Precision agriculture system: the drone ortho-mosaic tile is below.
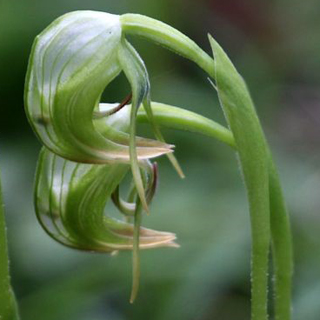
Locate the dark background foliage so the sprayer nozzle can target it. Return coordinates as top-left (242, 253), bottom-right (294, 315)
top-left (1, 0), bottom-right (320, 319)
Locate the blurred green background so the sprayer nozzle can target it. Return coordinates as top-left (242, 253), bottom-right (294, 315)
top-left (1, 0), bottom-right (320, 319)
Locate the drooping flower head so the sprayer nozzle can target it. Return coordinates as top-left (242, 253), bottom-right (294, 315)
top-left (25, 10), bottom-right (214, 302)
top-left (25, 11), bottom-right (172, 211)
top-left (25, 10), bottom-right (215, 210)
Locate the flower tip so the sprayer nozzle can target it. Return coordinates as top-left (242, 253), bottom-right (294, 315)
top-left (136, 145), bottom-right (173, 160)
top-left (167, 241), bottom-right (180, 248)
top-left (207, 33), bottom-right (214, 43)
top-left (129, 294), bottom-right (137, 304)
top-left (176, 165), bottom-right (185, 179)
top-left (110, 250), bottom-right (119, 256)
top-left (144, 204), bottom-right (150, 216)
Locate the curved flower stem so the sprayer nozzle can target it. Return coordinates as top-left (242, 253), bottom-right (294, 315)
top-left (137, 102), bottom-right (236, 149)
top-left (120, 14), bottom-right (215, 79)
top-left (137, 101), bottom-right (292, 319)
top-left (0, 176), bottom-right (20, 320)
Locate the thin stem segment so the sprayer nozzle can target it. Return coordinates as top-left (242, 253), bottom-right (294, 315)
top-left (0, 174), bottom-right (20, 320)
top-left (130, 199), bottom-right (143, 303)
top-left (137, 102), bottom-right (236, 149)
top-left (268, 155), bottom-right (293, 320)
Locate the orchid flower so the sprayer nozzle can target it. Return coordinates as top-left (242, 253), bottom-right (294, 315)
top-left (23, 10), bottom-right (293, 319)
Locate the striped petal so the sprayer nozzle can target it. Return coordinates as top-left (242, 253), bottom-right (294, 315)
top-left (25, 11), bottom-right (171, 164)
top-left (34, 147), bottom-right (177, 252)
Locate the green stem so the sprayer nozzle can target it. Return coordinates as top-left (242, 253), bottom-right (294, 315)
top-left (138, 101), bottom-right (292, 319)
top-left (130, 199), bottom-right (143, 304)
top-left (137, 102), bottom-right (236, 149)
top-left (268, 154), bottom-right (293, 320)
top-left (120, 14), bottom-right (215, 79)
top-left (210, 37), bottom-right (270, 320)
top-left (0, 174), bottom-right (20, 320)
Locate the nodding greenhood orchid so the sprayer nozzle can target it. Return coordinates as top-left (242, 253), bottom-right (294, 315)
top-left (24, 10), bottom-right (213, 302)
top-left (25, 11), bottom-right (164, 212)
top-left (35, 147), bottom-right (177, 252)
top-left (24, 10), bottom-right (216, 211)
top-left (33, 103), bottom-right (179, 303)
top-left (24, 10), bottom-right (292, 317)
